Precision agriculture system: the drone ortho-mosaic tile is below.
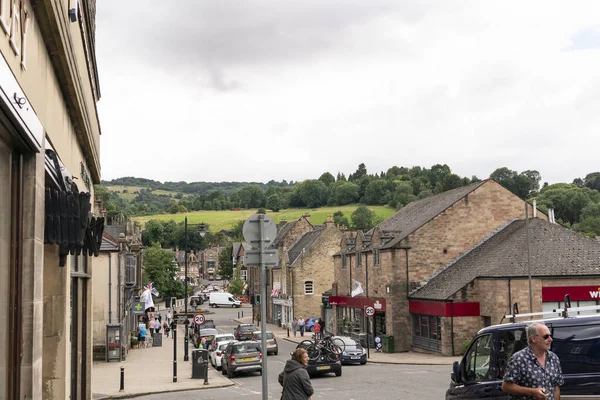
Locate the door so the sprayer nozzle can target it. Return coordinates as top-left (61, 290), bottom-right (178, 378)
top-left (446, 333), bottom-right (505, 399)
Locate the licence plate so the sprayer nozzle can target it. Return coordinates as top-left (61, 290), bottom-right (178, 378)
top-left (241, 357), bottom-right (254, 361)
top-left (316, 366), bottom-right (330, 371)
top-left (351, 356), bottom-right (360, 359)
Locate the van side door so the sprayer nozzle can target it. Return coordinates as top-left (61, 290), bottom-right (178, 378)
top-left (447, 333), bottom-right (504, 399)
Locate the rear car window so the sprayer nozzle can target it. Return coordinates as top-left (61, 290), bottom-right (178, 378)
top-left (240, 326), bottom-right (256, 332)
top-left (255, 333), bottom-right (274, 340)
top-left (200, 329), bottom-right (218, 336)
top-left (233, 344), bottom-right (260, 354)
top-left (552, 324), bottom-right (600, 374)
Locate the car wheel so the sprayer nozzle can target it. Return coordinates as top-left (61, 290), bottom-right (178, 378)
top-left (360, 360), bottom-right (367, 365)
top-left (274, 351), bottom-right (278, 356)
top-left (259, 369), bottom-right (262, 376)
top-left (227, 368), bottom-right (235, 378)
top-left (335, 369), bottom-right (342, 377)
top-left (216, 364), bottom-right (221, 371)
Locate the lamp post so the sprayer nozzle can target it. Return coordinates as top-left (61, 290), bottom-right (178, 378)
top-left (184, 217), bottom-right (206, 362)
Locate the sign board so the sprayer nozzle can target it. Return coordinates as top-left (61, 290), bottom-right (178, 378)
top-left (244, 249), bottom-right (279, 266)
top-left (194, 314), bottom-right (205, 325)
top-left (365, 306), bottom-right (375, 317)
top-left (152, 332), bottom-right (163, 347)
top-left (243, 214), bottom-right (277, 250)
top-left (173, 315), bottom-right (189, 325)
top-left (132, 302), bottom-right (145, 314)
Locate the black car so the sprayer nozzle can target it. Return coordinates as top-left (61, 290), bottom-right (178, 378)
top-left (234, 323), bottom-right (257, 341)
top-left (296, 342), bottom-right (342, 377)
top-left (335, 336), bottom-right (367, 365)
top-left (447, 312), bottom-right (600, 399)
top-left (193, 327), bottom-right (218, 349)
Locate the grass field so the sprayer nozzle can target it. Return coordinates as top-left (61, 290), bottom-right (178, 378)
top-left (133, 205), bottom-right (397, 232)
top-left (107, 186), bottom-right (192, 201)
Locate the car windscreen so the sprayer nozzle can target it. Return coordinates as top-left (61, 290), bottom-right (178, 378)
top-left (338, 337), bottom-right (357, 346)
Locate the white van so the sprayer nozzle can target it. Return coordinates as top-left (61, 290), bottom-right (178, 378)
top-left (209, 292), bottom-right (241, 308)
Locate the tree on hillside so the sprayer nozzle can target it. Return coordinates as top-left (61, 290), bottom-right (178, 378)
top-left (296, 180), bottom-right (328, 208)
top-left (351, 206), bottom-right (378, 231)
top-left (219, 243), bottom-right (234, 280)
top-left (266, 193), bottom-right (284, 212)
top-left (584, 172), bottom-right (600, 192)
top-left (318, 172), bottom-right (336, 187)
top-left (235, 185), bottom-right (266, 208)
top-left (349, 163), bottom-right (368, 182)
top-left (364, 180), bottom-right (390, 205)
top-left (333, 210), bottom-right (350, 228)
top-left (333, 182), bottom-right (360, 205)
top-left (490, 168), bottom-right (541, 198)
top-left (142, 220), bottom-right (164, 247)
top-left (144, 243), bottom-right (183, 299)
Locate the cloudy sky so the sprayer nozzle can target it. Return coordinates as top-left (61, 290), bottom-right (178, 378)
top-left (96, 1), bottom-right (600, 185)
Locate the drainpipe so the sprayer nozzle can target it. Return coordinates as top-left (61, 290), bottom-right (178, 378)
top-left (404, 248), bottom-right (410, 298)
top-left (117, 243), bottom-right (122, 322)
top-left (108, 253), bottom-right (112, 324)
top-left (450, 300), bottom-right (455, 356)
top-left (365, 252), bottom-right (369, 298)
top-left (349, 253), bottom-right (352, 295)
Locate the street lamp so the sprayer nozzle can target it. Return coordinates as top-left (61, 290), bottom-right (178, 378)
top-left (184, 217), bottom-right (206, 362)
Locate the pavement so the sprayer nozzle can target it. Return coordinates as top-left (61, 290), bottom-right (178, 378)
top-left (92, 308), bottom-right (459, 399)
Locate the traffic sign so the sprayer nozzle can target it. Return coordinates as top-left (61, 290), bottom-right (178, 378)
top-left (194, 314), bottom-right (205, 325)
top-left (245, 249), bottom-right (279, 266)
top-left (365, 306), bottom-right (375, 317)
top-left (243, 214), bottom-right (277, 250)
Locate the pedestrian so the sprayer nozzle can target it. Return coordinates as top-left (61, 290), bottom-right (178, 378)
top-left (319, 318), bottom-right (325, 336)
top-left (313, 318), bottom-right (321, 340)
top-left (169, 321), bottom-right (175, 339)
top-left (292, 318), bottom-right (298, 337)
top-left (200, 337), bottom-right (207, 350)
top-left (298, 317), bottom-right (305, 337)
top-left (167, 310), bottom-right (172, 325)
top-left (155, 320), bottom-right (161, 335)
top-left (163, 321), bottom-right (170, 338)
top-left (149, 317), bottom-right (156, 338)
top-left (502, 322), bottom-right (563, 400)
top-left (278, 347), bottom-right (314, 400)
top-left (139, 325), bottom-right (147, 349)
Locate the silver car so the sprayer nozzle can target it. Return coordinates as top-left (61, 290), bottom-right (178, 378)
top-left (251, 331), bottom-right (278, 356)
top-left (210, 341), bottom-right (234, 370)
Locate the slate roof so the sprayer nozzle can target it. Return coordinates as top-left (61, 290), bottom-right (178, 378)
top-left (411, 218), bottom-right (600, 300)
top-left (288, 229), bottom-right (326, 265)
top-left (100, 232), bottom-right (119, 252)
top-left (378, 180), bottom-right (487, 249)
top-left (271, 222), bottom-right (294, 248)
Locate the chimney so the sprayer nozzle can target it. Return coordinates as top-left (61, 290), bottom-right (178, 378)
top-left (325, 214), bottom-right (334, 226)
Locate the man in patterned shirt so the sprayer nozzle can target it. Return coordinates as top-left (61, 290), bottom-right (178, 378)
top-left (502, 322), bottom-right (564, 399)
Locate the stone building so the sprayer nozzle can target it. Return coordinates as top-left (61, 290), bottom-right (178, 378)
top-left (0, 1), bottom-right (102, 398)
top-left (331, 180), bottom-right (547, 355)
top-left (92, 219), bottom-right (143, 360)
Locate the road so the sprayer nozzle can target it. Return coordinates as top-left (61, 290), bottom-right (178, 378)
top-left (139, 307), bottom-right (450, 400)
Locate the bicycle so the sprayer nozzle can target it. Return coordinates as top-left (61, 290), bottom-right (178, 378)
top-left (299, 335), bottom-right (345, 362)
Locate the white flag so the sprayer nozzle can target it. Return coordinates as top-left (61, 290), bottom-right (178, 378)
top-left (351, 279), bottom-right (364, 297)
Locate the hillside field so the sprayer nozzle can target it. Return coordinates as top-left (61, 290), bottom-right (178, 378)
top-left (133, 205), bottom-right (396, 232)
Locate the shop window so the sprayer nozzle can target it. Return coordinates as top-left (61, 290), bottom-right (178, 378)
top-left (412, 314), bottom-right (442, 352)
top-left (304, 281), bottom-right (314, 295)
top-left (374, 249), bottom-right (380, 267)
top-left (356, 251), bottom-right (361, 268)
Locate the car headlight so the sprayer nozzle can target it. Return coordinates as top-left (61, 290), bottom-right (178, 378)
top-left (362, 348), bottom-right (367, 354)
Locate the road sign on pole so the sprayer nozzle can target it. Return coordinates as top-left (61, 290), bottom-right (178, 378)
top-left (365, 306), bottom-right (375, 317)
top-left (194, 314), bottom-right (205, 325)
top-left (244, 249), bottom-right (279, 266)
top-left (243, 214), bottom-right (277, 250)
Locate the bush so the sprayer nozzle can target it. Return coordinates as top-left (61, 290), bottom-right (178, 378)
top-left (131, 337), bottom-right (139, 347)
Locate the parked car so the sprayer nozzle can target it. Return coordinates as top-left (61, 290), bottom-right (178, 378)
top-left (234, 323), bottom-right (257, 341)
top-left (296, 342), bottom-right (342, 377)
top-left (220, 341), bottom-right (263, 378)
top-left (193, 327), bottom-right (218, 349)
top-left (210, 333), bottom-right (236, 350)
top-left (189, 319), bottom-right (216, 338)
top-left (446, 309), bottom-right (600, 399)
top-left (334, 336), bottom-right (367, 365)
top-left (210, 340), bottom-right (234, 370)
top-left (251, 331), bottom-right (278, 356)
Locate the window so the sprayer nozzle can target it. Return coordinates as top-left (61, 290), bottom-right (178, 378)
top-left (240, 269), bottom-right (247, 281)
top-left (304, 281), bottom-right (314, 295)
top-left (412, 314), bottom-right (442, 352)
top-left (341, 253), bottom-right (347, 269)
top-left (552, 323), bottom-right (600, 374)
top-left (497, 329), bottom-right (527, 378)
top-left (356, 251), bottom-right (361, 268)
top-left (374, 249), bottom-right (380, 267)
top-left (463, 334), bottom-right (492, 382)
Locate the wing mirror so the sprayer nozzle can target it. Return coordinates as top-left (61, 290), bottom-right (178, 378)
top-left (451, 361), bottom-right (461, 384)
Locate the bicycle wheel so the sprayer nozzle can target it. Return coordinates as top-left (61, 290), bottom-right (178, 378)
top-left (306, 344), bottom-right (320, 361)
top-left (299, 340), bottom-right (314, 349)
top-left (329, 338), bottom-right (345, 353)
top-left (326, 346), bottom-right (342, 362)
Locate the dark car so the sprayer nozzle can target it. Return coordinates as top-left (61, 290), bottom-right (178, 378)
top-left (189, 319), bottom-right (216, 338)
top-left (234, 323), bottom-right (257, 341)
top-left (446, 311), bottom-right (600, 399)
top-left (220, 340), bottom-right (262, 378)
top-left (296, 342), bottom-right (342, 377)
top-left (335, 336), bottom-right (367, 365)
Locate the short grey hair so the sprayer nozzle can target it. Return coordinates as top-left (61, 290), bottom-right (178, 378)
top-left (526, 323), bottom-right (545, 345)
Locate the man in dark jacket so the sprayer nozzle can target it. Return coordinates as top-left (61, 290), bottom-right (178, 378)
top-left (278, 348), bottom-right (314, 400)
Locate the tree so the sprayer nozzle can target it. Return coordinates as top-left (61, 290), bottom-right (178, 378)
top-left (351, 206), bottom-right (377, 231)
top-left (490, 167), bottom-right (540, 198)
top-left (227, 266), bottom-right (244, 295)
top-left (142, 219), bottom-right (164, 247)
top-left (266, 194), bottom-right (283, 212)
top-left (219, 244), bottom-right (234, 280)
top-left (333, 182), bottom-right (360, 205)
top-left (390, 181), bottom-right (416, 209)
top-left (364, 180), bottom-right (389, 205)
top-left (318, 172), bottom-right (335, 187)
top-left (235, 185), bottom-right (266, 208)
top-left (349, 163), bottom-right (367, 182)
top-left (296, 180), bottom-right (328, 208)
top-left (144, 243), bottom-right (183, 299)
top-left (584, 172), bottom-right (600, 192)
top-left (333, 210), bottom-right (350, 228)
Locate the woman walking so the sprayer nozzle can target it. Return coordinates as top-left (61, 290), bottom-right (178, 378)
top-left (278, 348), bottom-right (314, 400)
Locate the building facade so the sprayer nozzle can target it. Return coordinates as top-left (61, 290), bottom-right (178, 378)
top-left (0, 1), bottom-right (102, 398)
